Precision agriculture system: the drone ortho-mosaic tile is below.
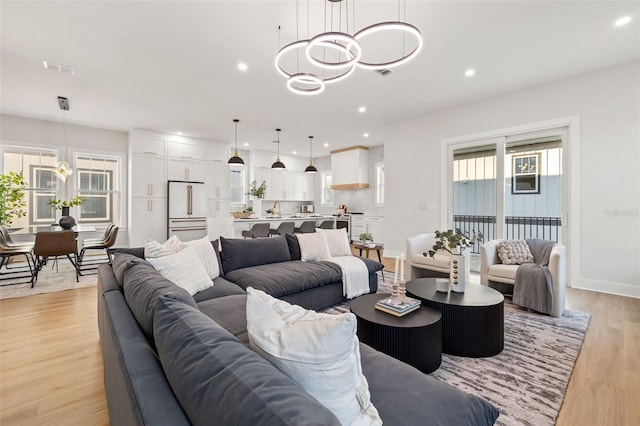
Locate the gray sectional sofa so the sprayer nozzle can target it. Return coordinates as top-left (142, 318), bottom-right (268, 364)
top-left (98, 235), bottom-right (499, 425)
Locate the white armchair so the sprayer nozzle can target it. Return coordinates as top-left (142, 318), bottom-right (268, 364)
top-left (480, 239), bottom-right (566, 317)
top-left (406, 234), bottom-right (451, 280)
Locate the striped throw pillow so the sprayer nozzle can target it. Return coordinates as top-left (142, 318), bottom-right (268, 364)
top-left (147, 244), bottom-right (213, 295)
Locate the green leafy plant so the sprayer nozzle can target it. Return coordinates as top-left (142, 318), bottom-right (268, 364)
top-left (424, 229), bottom-right (483, 257)
top-left (359, 232), bottom-right (374, 242)
top-left (47, 195), bottom-right (85, 210)
top-left (247, 180), bottom-right (267, 199)
top-left (242, 205), bottom-right (253, 213)
top-left (0, 171), bottom-right (28, 226)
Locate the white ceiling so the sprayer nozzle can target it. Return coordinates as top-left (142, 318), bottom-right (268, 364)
top-left (1, 1), bottom-right (639, 156)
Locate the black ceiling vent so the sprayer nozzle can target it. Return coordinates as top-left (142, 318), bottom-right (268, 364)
top-left (376, 69), bottom-right (392, 76)
top-left (57, 96), bottom-right (69, 111)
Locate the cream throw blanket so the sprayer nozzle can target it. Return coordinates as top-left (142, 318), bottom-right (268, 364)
top-left (325, 256), bottom-right (370, 299)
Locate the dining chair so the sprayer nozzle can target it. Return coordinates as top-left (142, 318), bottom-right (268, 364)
top-left (269, 221), bottom-right (295, 236)
top-left (32, 230), bottom-right (79, 285)
top-left (294, 220), bottom-right (316, 234)
top-left (0, 231), bottom-right (35, 285)
top-left (241, 223), bottom-right (271, 239)
top-left (78, 224), bottom-right (119, 272)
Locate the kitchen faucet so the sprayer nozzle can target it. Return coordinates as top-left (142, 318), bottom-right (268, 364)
top-left (273, 201), bottom-right (282, 217)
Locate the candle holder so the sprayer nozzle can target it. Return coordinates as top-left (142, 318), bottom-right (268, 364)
top-left (398, 280), bottom-right (407, 303)
top-left (391, 282), bottom-right (399, 304)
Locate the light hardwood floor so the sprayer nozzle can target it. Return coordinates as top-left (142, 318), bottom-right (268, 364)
top-left (0, 255), bottom-right (638, 425)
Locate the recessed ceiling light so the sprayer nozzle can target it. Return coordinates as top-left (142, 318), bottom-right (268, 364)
top-left (465, 69), bottom-right (476, 77)
top-left (363, 133), bottom-right (369, 138)
top-left (292, 151), bottom-right (297, 155)
top-left (615, 16), bottom-right (632, 27)
top-left (324, 143), bottom-right (329, 147)
top-left (42, 60), bottom-right (76, 75)
top-left (238, 62), bottom-right (248, 71)
top-left (358, 106), bottom-right (366, 113)
top-left (177, 131), bottom-right (183, 135)
top-left (244, 142), bottom-right (249, 147)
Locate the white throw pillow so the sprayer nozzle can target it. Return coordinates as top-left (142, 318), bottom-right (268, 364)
top-left (147, 245), bottom-right (213, 295)
top-left (497, 240), bottom-right (534, 265)
top-left (296, 232), bottom-right (331, 261)
top-left (184, 236), bottom-right (220, 279)
top-left (316, 228), bottom-right (352, 257)
top-left (144, 235), bottom-right (184, 259)
top-left (246, 288), bottom-right (382, 426)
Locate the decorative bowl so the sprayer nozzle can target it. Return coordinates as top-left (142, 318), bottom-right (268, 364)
top-left (232, 211), bottom-right (252, 219)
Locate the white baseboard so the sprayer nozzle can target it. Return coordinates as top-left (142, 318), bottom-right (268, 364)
top-left (382, 249), bottom-right (404, 259)
top-left (572, 278), bottom-right (640, 299)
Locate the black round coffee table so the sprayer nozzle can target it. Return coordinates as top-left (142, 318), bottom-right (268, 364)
top-left (350, 293), bottom-right (442, 373)
top-left (406, 278), bottom-right (504, 357)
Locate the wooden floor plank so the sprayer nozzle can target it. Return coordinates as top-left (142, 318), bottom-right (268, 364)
top-left (1, 254), bottom-right (638, 425)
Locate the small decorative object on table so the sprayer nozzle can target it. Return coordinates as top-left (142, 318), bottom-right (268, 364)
top-left (423, 229), bottom-right (483, 293)
top-left (359, 232), bottom-right (376, 248)
top-left (48, 195), bottom-right (84, 230)
top-left (377, 254), bottom-right (420, 316)
top-left (436, 278), bottom-right (449, 293)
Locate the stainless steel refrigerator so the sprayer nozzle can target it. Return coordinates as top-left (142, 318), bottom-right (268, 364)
top-left (167, 180), bottom-right (207, 241)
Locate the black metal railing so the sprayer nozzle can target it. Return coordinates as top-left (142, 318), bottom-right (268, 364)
top-left (452, 215), bottom-right (496, 254)
top-left (453, 215), bottom-right (562, 254)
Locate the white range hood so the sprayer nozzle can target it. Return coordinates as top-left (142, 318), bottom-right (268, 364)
top-left (331, 146), bottom-right (369, 190)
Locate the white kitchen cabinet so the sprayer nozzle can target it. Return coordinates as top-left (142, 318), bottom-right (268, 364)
top-left (167, 140), bottom-right (204, 159)
top-left (131, 154), bottom-right (167, 198)
top-left (130, 198), bottom-right (167, 246)
top-left (131, 135), bottom-right (166, 155)
top-left (168, 157), bottom-right (205, 182)
top-left (206, 198), bottom-right (230, 218)
top-left (352, 215), bottom-right (384, 244)
top-left (205, 143), bottom-right (230, 162)
top-left (205, 161), bottom-right (230, 199)
top-left (208, 217), bottom-right (233, 239)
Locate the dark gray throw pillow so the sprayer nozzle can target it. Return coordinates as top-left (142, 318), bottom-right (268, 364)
top-left (285, 233), bottom-right (301, 261)
top-left (111, 253), bottom-right (144, 288)
top-left (220, 236), bottom-right (291, 273)
top-left (122, 261), bottom-right (197, 343)
top-left (109, 246), bottom-right (145, 259)
top-left (153, 296), bottom-right (340, 426)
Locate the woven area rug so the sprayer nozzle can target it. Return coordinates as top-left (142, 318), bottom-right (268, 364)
top-left (323, 270), bottom-right (591, 426)
top-left (0, 259), bottom-right (97, 299)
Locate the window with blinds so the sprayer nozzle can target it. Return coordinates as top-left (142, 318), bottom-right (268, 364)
top-left (2, 146), bottom-right (59, 225)
top-left (75, 154), bottom-right (120, 223)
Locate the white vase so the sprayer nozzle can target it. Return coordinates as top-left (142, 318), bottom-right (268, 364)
top-left (450, 252), bottom-right (470, 293)
top-left (252, 199), bottom-right (262, 218)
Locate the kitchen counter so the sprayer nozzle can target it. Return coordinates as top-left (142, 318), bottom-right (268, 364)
top-left (231, 215), bottom-right (336, 222)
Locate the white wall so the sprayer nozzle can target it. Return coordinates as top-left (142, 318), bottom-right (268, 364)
top-left (385, 61), bottom-right (640, 298)
top-left (1, 113), bottom-right (129, 240)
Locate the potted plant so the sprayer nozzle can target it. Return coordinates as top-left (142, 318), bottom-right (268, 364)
top-left (247, 180), bottom-right (266, 199)
top-left (48, 195), bottom-right (85, 229)
top-left (423, 229), bottom-right (483, 293)
top-left (0, 171), bottom-right (28, 227)
top-left (359, 232), bottom-right (375, 247)
top-left (246, 180), bottom-right (266, 218)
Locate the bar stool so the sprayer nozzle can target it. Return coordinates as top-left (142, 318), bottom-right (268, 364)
top-left (294, 221), bottom-right (316, 234)
top-left (242, 223), bottom-right (270, 239)
top-left (269, 221), bottom-right (295, 236)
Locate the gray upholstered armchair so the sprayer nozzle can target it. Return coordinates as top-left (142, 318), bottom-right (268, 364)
top-left (480, 239), bottom-right (566, 317)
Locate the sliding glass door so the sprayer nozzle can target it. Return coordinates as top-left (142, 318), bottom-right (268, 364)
top-left (448, 130), bottom-right (565, 262)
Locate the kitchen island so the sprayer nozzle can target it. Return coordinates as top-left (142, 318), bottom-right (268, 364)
top-left (231, 215), bottom-right (336, 238)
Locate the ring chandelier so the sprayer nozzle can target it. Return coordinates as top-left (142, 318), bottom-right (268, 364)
top-left (275, 0), bottom-right (423, 95)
